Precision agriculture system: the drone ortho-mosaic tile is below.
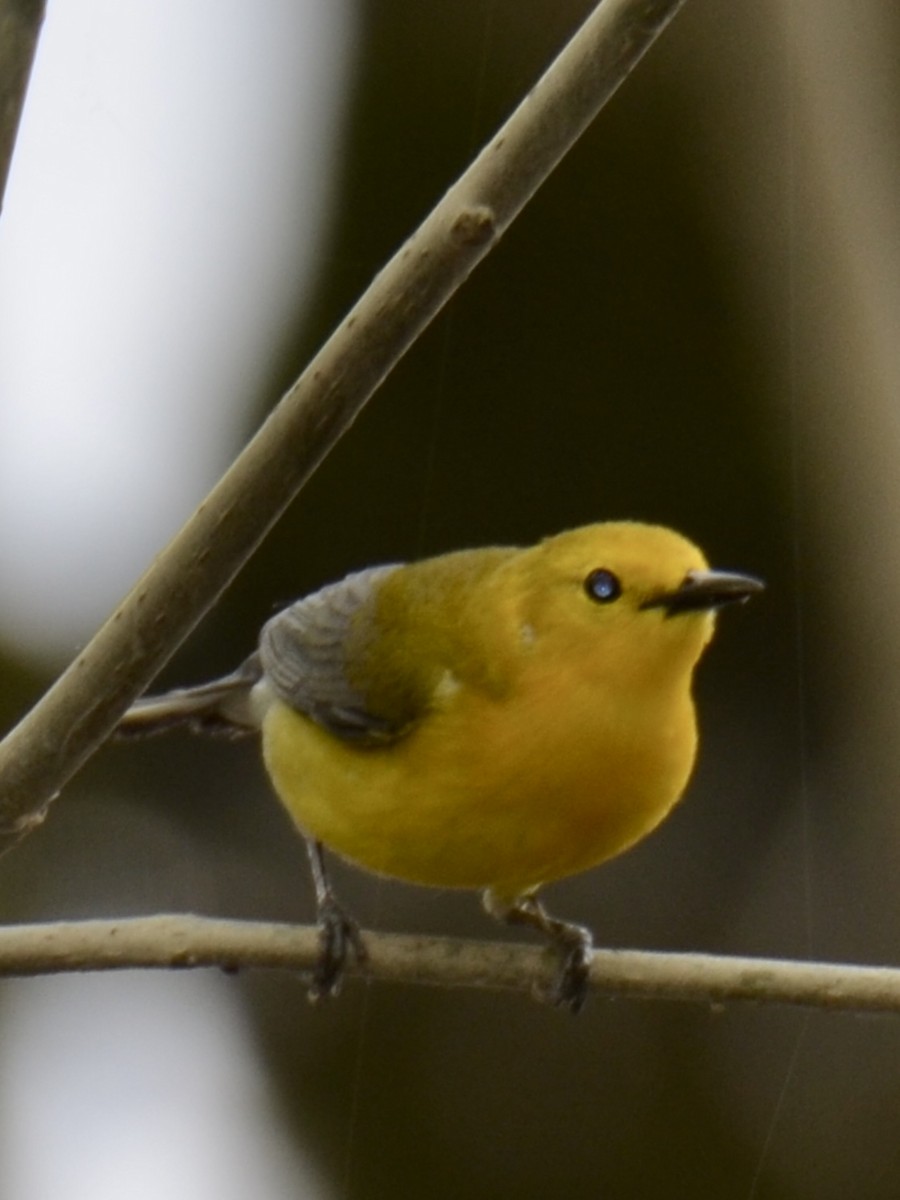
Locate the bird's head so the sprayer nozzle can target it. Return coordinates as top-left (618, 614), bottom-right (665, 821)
top-left (514, 521), bottom-right (763, 683)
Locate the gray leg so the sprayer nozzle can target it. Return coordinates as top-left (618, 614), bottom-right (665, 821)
top-left (305, 839), bottom-right (367, 1001)
top-left (484, 890), bottom-right (593, 1014)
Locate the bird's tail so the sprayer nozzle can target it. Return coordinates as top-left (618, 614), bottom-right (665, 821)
top-left (116, 655), bottom-right (264, 739)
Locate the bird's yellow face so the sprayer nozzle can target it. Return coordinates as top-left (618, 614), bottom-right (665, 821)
top-left (512, 522), bottom-right (748, 689)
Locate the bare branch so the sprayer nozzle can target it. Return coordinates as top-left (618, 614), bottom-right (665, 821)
top-left (0, 0), bottom-right (45, 211)
top-left (0, 0), bottom-right (689, 853)
top-left (2, 915), bottom-right (899, 1016)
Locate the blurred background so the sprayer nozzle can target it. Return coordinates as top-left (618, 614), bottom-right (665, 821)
top-left (1, 0), bottom-right (899, 1197)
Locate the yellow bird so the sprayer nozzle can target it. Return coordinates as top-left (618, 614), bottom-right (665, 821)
top-left (119, 521), bottom-right (762, 1010)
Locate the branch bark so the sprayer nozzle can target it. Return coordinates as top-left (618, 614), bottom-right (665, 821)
top-left (0, 0), bottom-right (688, 853)
top-left (1, 915), bottom-right (899, 1016)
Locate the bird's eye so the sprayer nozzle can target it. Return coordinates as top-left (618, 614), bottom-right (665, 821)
top-left (584, 568), bottom-right (621, 604)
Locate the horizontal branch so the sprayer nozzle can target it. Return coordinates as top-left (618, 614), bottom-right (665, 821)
top-left (2, 914), bottom-right (899, 1016)
top-left (0, 0), bottom-right (689, 855)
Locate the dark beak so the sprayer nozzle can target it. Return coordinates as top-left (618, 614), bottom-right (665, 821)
top-left (641, 569), bottom-right (765, 616)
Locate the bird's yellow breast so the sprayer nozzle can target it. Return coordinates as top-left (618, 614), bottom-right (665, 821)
top-left (261, 641), bottom-right (698, 898)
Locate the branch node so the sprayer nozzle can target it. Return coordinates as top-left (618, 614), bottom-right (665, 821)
top-left (450, 204), bottom-right (497, 247)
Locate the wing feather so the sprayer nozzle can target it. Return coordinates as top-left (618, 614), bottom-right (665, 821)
top-left (259, 565), bottom-right (404, 743)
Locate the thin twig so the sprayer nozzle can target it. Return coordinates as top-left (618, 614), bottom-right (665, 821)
top-left (0, 0), bottom-right (46, 211)
top-left (0, 915), bottom-right (898, 1016)
top-left (0, 0), bottom-right (688, 853)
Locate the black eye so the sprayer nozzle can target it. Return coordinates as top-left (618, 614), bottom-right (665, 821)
top-left (584, 568), bottom-right (621, 604)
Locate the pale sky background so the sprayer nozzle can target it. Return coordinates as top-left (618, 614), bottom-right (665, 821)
top-left (0, 0), bottom-right (356, 662)
top-left (0, 972), bottom-right (327, 1200)
top-left (0, 2), bottom-right (357, 1196)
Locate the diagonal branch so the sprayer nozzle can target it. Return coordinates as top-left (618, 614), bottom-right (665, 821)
top-left (2, 915), bottom-right (899, 1016)
top-left (0, 0), bottom-right (689, 854)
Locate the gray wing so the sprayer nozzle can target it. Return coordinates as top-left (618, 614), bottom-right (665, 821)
top-left (259, 564), bottom-right (403, 743)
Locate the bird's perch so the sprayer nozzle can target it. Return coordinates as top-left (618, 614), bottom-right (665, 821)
top-left (1, 916), bottom-right (899, 1017)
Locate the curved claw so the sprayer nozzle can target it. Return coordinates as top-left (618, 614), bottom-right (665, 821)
top-left (485, 889), bottom-right (595, 1015)
top-left (541, 934), bottom-right (593, 1014)
top-left (304, 838), bottom-right (367, 1002)
top-left (309, 895), bottom-right (368, 1002)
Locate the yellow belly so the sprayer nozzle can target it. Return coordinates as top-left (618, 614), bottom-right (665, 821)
top-left (261, 661), bottom-right (697, 898)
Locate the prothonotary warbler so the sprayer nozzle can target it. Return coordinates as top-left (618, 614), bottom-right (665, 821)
top-left (119, 521), bottom-right (763, 1011)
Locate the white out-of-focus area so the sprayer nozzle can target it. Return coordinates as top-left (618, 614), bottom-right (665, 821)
top-left (0, 971), bottom-right (329, 1200)
top-left (0, 0), bottom-right (357, 662)
top-left (0, 4), bottom-right (357, 1197)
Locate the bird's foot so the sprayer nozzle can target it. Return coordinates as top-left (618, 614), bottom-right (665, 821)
top-left (304, 838), bottom-right (367, 1002)
top-left (541, 923), bottom-right (593, 1014)
top-left (485, 890), bottom-right (594, 1015)
top-left (309, 894), bottom-right (368, 1003)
